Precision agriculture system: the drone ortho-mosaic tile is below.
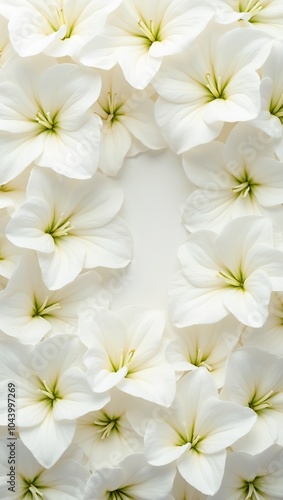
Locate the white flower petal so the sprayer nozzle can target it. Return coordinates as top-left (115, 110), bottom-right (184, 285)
top-left (20, 414), bottom-right (76, 468)
top-left (75, 217), bottom-right (133, 270)
top-left (0, 131), bottom-right (43, 184)
top-left (37, 116), bottom-right (101, 179)
top-left (197, 399), bottom-right (256, 454)
top-left (222, 270), bottom-right (271, 327)
top-left (37, 236), bottom-right (85, 290)
top-left (99, 121), bottom-right (132, 176)
top-left (52, 367), bottom-right (109, 420)
top-left (169, 271), bottom-right (228, 326)
top-left (6, 198), bottom-right (55, 252)
top-left (178, 449), bottom-right (226, 496)
top-left (117, 359), bottom-right (176, 406)
top-left (145, 419), bottom-right (191, 465)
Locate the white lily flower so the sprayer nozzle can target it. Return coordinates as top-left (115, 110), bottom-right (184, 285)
top-left (144, 369), bottom-right (256, 496)
top-left (84, 454), bottom-right (176, 500)
top-left (79, 0), bottom-right (213, 89)
top-left (93, 65), bottom-right (165, 176)
top-left (0, 335), bottom-right (110, 468)
top-left (243, 291), bottom-right (283, 356)
top-left (153, 25), bottom-right (273, 153)
top-left (251, 41), bottom-right (283, 160)
top-left (0, 168), bottom-right (28, 214)
top-left (0, 439), bottom-right (90, 499)
top-left (169, 216), bottom-right (283, 328)
top-left (74, 389), bottom-right (143, 470)
top-left (0, 16), bottom-right (16, 68)
top-left (0, 0), bottom-right (122, 59)
top-left (172, 472), bottom-right (208, 500)
top-left (166, 316), bottom-right (242, 388)
top-left (6, 168), bottom-right (132, 290)
top-left (221, 347), bottom-right (283, 454)
top-left (0, 58), bottom-right (101, 184)
top-left (80, 307), bottom-right (176, 407)
top-left (210, 0), bottom-right (283, 38)
top-left (0, 253), bottom-right (105, 345)
top-left (211, 445), bottom-right (283, 500)
top-left (182, 123), bottom-right (283, 232)
top-left (0, 213), bottom-right (22, 280)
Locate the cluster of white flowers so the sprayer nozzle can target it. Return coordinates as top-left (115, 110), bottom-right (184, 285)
top-left (1, 0), bottom-right (283, 498)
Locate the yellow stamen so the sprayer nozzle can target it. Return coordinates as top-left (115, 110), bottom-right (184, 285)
top-left (48, 215), bottom-right (74, 238)
top-left (36, 296), bottom-right (61, 316)
top-left (36, 110), bottom-right (54, 130)
top-left (218, 270), bottom-right (244, 288)
top-left (107, 92), bottom-right (117, 115)
top-left (232, 181), bottom-right (251, 198)
top-left (206, 73), bottom-right (223, 99)
top-left (138, 19), bottom-right (156, 43)
top-left (38, 380), bottom-right (55, 400)
top-left (56, 6), bottom-right (66, 26)
top-left (245, 482), bottom-right (260, 500)
top-left (195, 349), bottom-right (212, 371)
top-left (28, 485), bottom-right (44, 499)
top-left (250, 389), bottom-right (273, 411)
top-left (94, 419), bottom-right (116, 439)
top-left (191, 435), bottom-right (201, 448)
top-left (240, 0), bottom-right (263, 16)
top-left (118, 349), bottom-right (135, 370)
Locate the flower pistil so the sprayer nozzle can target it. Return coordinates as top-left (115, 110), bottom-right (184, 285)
top-left (46, 214), bottom-right (74, 238)
top-left (232, 181), bottom-right (251, 198)
top-left (249, 389), bottom-right (274, 411)
top-left (38, 379), bottom-right (57, 400)
top-left (36, 110), bottom-right (56, 131)
top-left (28, 484), bottom-right (44, 500)
top-left (206, 74), bottom-right (225, 99)
top-left (239, 0), bottom-right (263, 17)
top-left (218, 269), bottom-right (245, 288)
top-left (194, 349), bottom-right (212, 371)
top-left (245, 481), bottom-right (261, 500)
top-left (138, 19), bottom-right (160, 44)
top-left (94, 413), bottom-right (120, 440)
top-left (33, 296), bottom-right (61, 317)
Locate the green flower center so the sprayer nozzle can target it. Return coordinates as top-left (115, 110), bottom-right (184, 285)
top-left (108, 490), bottom-right (133, 500)
top-left (99, 92), bottom-right (125, 126)
top-left (231, 167), bottom-right (257, 198)
top-left (37, 379), bottom-right (61, 407)
top-left (109, 348), bottom-right (136, 373)
top-left (270, 92), bottom-right (283, 124)
top-left (176, 428), bottom-right (202, 450)
top-left (94, 412), bottom-right (120, 440)
top-left (47, 4), bottom-right (74, 39)
top-left (46, 214), bottom-right (74, 239)
top-left (28, 484), bottom-right (44, 500)
top-left (238, 0), bottom-right (263, 17)
top-left (232, 180), bottom-right (252, 198)
top-left (138, 18), bottom-right (161, 45)
top-left (190, 434), bottom-right (201, 449)
top-left (218, 268), bottom-right (245, 289)
top-left (21, 477), bottom-right (44, 500)
top-left (191, 348), bottom-right (212, 371)
top-left (244, 480), bottom-right (262, 500)
top-left (36, 109), bottom-right (57, 132)
top-left (249, 389), bottom-right (274, 412)
top-left (205, 73), bottom-right (226, 100)
top-left (33, 296), bottom-right (61, 318)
